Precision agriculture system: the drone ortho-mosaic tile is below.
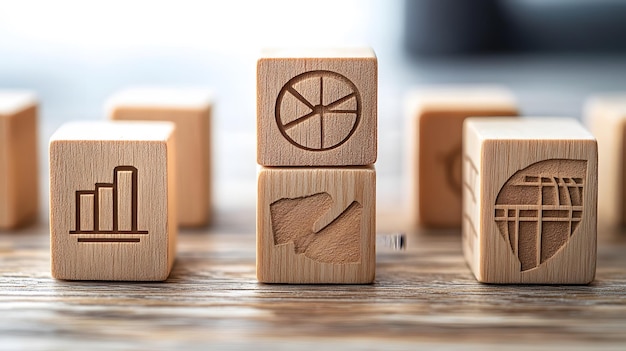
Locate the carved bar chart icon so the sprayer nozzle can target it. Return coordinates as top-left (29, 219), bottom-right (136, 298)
top-left (275, 70), bottom-right (361, 151)
top-left (494, 159), bottom-right (587, 271)
top-left (70, 165), bottom-right (148, 243)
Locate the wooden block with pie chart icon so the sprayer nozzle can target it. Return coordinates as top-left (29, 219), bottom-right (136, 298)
top-left (407, 86), bottom-right (518, 228)
top-left (585, 94), bottom-right (626, 228)
top-left (0, 91), bottom-right (39, 230)
top-left (257, 166), bottom-right (376, 283)
top-left (462, 118), bottom-right (597, 284)
top-left (49, 121), bottom-right (177, 281)
top-left (107, 87), bottom-right (212, 227)
top-left (257, 48), bottom-right (377, 166)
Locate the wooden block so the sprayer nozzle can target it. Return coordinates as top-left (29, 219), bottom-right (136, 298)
top-left (462, 118), bottom-right (597, 284)
top-left (257, 48), bottom-right (377, 166)
top-left (107, 88), bottom-right (212, 227)
top-left (407, 86), bottom-right (518, 228)
top-left (0, 91), bottom-right (38, 230)
top-left (49, 121), bottom-right (177, 281)
top-left (257, 166), bottom-right (376, 283)
top-left (585, 94), bottom-right (626, 227)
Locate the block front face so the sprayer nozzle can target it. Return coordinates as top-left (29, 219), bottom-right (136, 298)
top-left (257, 167), bottom-right (376, 283)
top-left (463, 118), bottom-right (597, 284)
top-left (108, 88), bottom-right (212, 227)
top-left (257, 49), bottom-right (377, 166)
top-left (408, 87), bottom-right (517, 228)
top-left (50, 122), bottom-right (176, 281)
top-left (0, 92), bottom-right (38, 230)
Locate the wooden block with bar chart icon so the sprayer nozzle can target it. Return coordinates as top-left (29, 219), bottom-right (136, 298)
top-left (585, 94), bottom-right (626, 228)
top-left (462, 118), bottom-right (597, 284)
top-left (257, 48), bottom-right (377, 166)
top-left (406, 86), bottom-right (518, 228)
top-left (257, 167), bottom-right (376, 283)
top-left (49, 121), bottom-right (177, 281)
top-left (0, 91), bottom-right (38, 230)
top-left (107, 87), bottom-right (212, 227)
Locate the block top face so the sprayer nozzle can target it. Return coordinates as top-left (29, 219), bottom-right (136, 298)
top-left (257, 47), bottom-right (377, 166)
top-left (261, 47), bottom-right (376, 59)
top-left (105, 87), bottom-right (213, 111)
top-left (50, 121), bottom-right (175, 142)
top-left (465, 118), bottom-right (595, 141)
top-left (408, 86), bottom-right (517, 113)
top-left (0, 90), bottom-right (37, 116)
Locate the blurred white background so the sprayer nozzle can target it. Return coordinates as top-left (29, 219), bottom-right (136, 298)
top-left (0, 0), bottom-right (406, 213)
top-left (3, 0), bottom-right (626, 217)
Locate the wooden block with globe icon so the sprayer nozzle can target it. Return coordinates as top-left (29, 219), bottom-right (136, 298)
top-left (462, 118), bottom-right (597, 284)
top-left (49, 121), bottom-right (177, 281)
top-left (406, 86), bottom-right (518, 229)
top-left (257, 48), bottom-right (377, 166)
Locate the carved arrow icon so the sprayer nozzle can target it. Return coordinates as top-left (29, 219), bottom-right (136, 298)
top-left (270, 192), bottom-right (362, 264)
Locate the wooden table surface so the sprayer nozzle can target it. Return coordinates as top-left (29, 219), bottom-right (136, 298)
top-left (1, 207), bottom-right (625, 350)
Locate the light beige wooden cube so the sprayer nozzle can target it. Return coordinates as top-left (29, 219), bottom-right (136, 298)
top-left (585, 94), bottom-right (626, 228)
top-left (0, 91), bottom-right (38, 230)
top-left (406, 86), bottom-right (518, 228)
top-left (49, 121), bottom-right (177, 281)
top-left (257, 48), bottom-right (377, 166)
top-left (462, 118), bottom-right (597, 284)
top-left (107, 88), bottom-right (212, 227)
top-left (257, 166), bottom-right (376, 283)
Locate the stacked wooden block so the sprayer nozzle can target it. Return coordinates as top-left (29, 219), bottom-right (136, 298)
top-left (0, 91), bottom-right (39, 230)
top-left (256, 48), bottom-right (378, 284)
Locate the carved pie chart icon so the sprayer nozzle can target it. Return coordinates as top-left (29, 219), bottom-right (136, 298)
top-left (275, 70), bottom-right (362, 151)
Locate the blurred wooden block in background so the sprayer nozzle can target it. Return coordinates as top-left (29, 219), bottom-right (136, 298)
top-left (0, 91), bottom-right (38, 230)
top-left (257, 166), bottom-right (376, 283)
top-left (107, 88), bottom-right (212, 227)
top-left (257, 48), bottom-right (377, 166)
top-left (49, 121), bottom-right (177, 281)
top-left (462, 118), bottom-right (597, 284)
top-left (407, 86), bottom-right (518, 229)
top-left (586, 94), bottom-right (626, 228)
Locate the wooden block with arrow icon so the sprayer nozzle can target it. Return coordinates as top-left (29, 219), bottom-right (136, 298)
top-left (257, 166), bottom-right (376, 284)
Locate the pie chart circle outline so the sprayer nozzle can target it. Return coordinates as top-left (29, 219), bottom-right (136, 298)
top-left (275, 70), bottom-right (362, 152)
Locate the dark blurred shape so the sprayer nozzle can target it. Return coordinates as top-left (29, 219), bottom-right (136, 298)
top-left (405, 0), bottom-right (626, 56)
top-left (404, 0), bottom-right (500, 55)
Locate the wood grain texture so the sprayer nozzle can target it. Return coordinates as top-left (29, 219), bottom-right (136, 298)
top-left (463, 118), bottom-right (597, 284)
top-left (1, 208), bottom-right (626, 349)
top-left (107, 88), bottom-right (212, 227)
top-left (257, 167), bottom-right (376, 283)
top-left (257, 48), bottom-right (377, 166)
top-left (0, 91), bottom-right (38, 230)
top-left (406, 86), bottom-right (518, 229)
top-left (49, 121), bottom-right (177, 281)
top-left (585, 94), bottom-right (626, 228)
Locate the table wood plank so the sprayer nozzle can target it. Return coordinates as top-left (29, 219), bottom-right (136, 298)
top-left (1, 208), bottom-right (625, 350)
